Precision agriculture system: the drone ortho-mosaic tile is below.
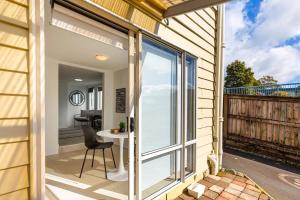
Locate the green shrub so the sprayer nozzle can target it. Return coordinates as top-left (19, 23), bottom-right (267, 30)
top-left (272, 91), bottom-right (289, 97)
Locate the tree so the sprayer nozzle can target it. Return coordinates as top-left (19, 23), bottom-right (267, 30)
top-left (259, 75), bottom-right (278, 86)
top-left (225, 60), bottom-right (260, 87)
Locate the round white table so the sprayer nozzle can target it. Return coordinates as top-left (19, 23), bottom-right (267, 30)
top-left (97, 130), bottom-right (128, 181)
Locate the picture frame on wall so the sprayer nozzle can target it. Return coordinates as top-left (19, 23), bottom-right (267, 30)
top-left (116, 88), bottom-right (126, 113)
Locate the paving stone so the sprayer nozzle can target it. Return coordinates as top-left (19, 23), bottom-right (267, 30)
top-left (198, 196), bottom-right (211, 200)
top-left (204, 190), bottom-right (219, 200)
top-left (240, 192), bottom-right (259, 200)
top-left (179, 193), bottom-right (195, 200)
top-left (209, 185), bottom-right (224, 194)
top-left (243, 188), bottom-right (260, 198)
top-left (246, 180), bottom-right (256, 186)
top-left (204, 176), bottom-right (219, 184)
top-left (216, 196), bottom-right (227, 200)
top-left (208, 175), bottom-right (222, 181)
top-left (198, 180), bottom-right (214, 189)
top-left (259, 193), bottom-right (269, 200)
top-left (220, 191), bottom-right (238, 200)
top-left (232, 180), bottom-right (246, 188)
top-left (216, 180), bottom-right (230, 189)
top-left (229, 183), bottom-right (245, 191)
top-left (221, 177), bottom-right (233, 183)
top-left (236, 172), bottom-right (245, 177)
top-left (224, 173), bottom-right (236, 180)
top-left (246, 184), bottom-right (261, 192)
top-left (234, 176), bottom-right (248, 183)
top-left (225, 187), bottom-right (242, 196)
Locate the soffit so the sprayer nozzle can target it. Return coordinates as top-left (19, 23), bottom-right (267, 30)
top-left (129, 0), bottom-right (230, 18)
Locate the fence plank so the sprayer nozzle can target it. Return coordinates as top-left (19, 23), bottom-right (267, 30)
top-left (224, 95), bottom-right (300, 150)
top-left (267, 123), bottom-right (272, 142)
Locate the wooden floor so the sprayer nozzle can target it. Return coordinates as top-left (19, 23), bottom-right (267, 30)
top-left (46, 146), bottom-right (128, 200)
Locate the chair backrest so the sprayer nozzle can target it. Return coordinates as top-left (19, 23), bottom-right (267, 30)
top-left (81, 126), bottom-right (98, 149)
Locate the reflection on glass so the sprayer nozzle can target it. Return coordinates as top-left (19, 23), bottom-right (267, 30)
top-left (142, 151), bottom-right (180, 199)
top-left (141, 38), bottom-right (179, 153)
top-left (186, 56), bottom-right (196, 141)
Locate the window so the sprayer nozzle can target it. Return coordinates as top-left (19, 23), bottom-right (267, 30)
top-left (141, 38), bottom-right (179, 153)
top-left (141, 38), bottom-right (181, 199)
top-left (140, 36), bottom-right (197, 199)
top-left (97, 87), bottom-right (103, 110)
top-left (88, 87), bottom-right (103, 110)
top-left (88, 88), bottom-right (94, 110)
top-left (184, 55), bottom-right (197, 175)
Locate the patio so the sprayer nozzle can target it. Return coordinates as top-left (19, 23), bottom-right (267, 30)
top-left (176, 171), bottom-right (272, 200)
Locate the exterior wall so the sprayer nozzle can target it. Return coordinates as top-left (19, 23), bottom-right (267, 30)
top-left (87, 0), bottom-right (217, 175)
top-left (0, 0), bottom-right (30, 199)
top-left (66, 0), bottom-right (219, 199)
top-left (157, 9), bottom-right (217, 176)
top-left (0, 0), bottom-right (219, 198)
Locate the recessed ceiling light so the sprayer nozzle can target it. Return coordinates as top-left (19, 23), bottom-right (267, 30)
top-left (96, 54), bottom-right (108, 61)
top-left (74, 78), bottom-right (83, 82)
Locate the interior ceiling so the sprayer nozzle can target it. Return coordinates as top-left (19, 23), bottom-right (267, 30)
top-left (45, 4), bottom-right (128, 71)
top-left (59, 64), bottom-right (102, 86)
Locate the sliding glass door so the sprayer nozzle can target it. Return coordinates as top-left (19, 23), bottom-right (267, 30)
top-left (135, 34), bottom-right (197, 200)
top-left (140, 38), bottom-right (181, 199)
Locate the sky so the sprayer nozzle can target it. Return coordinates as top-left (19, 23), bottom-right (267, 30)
top-left (225, 0), bottom-right (300, 83)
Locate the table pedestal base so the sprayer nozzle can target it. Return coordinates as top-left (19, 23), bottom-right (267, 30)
top-left (107, 169), bottom-right (128, 181)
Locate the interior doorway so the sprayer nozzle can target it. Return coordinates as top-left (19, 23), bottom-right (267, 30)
top-left (44, 2), bottom-right (132, 200)
top-left (58, 65), bottom-right (103, 148)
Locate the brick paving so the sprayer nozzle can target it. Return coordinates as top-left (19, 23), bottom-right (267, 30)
top-left (176, 171), bottom-right (273, 200)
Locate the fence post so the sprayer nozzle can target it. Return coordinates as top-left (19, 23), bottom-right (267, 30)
top-left (223, 94), bottom-right (229, 139)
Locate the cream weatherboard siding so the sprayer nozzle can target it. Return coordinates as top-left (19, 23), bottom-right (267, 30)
top-left (85, 0), bottom-right (217, 177)
top-left (0, 0), bottom-right (30, 199)
top-left (157, 9), bottom-right (217, 175)
top-left (80, 1), bottom-right (218, 198)
top-left (0, 0), bottom-right (219, 198)
top-left (156, 9), bottom-right (217, 199)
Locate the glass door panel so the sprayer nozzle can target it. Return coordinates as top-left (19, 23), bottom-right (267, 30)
top-left (140, 37), bottom-right (181, 199)
top-left (142, 151), bottom-right (180, 199)
top-left (141, 38), bottom-right (179, 153)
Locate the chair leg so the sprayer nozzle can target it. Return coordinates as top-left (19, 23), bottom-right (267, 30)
top-left (79, 149), bottom-right (89, 178)
top-left (92, 149), bottom-right (95, 167)
top-left (111, 147), bottom-right (116, 168)
top-left (102, 149), bottom-right (107, 179)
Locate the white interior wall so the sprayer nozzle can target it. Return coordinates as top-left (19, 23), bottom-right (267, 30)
top-left (45, 57), bottom-right (59, 155)
top-left (113, 68), bottom-right (129, 128)
top-left (59, 80), bottom-right (68, 129)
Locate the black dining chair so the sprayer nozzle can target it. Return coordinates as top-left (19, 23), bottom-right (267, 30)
top-left (79, 126), bottom-right (116, 178)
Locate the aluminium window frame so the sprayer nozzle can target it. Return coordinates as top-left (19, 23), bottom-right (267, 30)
top-left (183, 53), bottom-right (197, 178)
top-left (139, 32), bottom-right (198, 199)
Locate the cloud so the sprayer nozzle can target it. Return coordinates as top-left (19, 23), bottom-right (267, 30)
top-left (225, 0), bottom-right (300, 83)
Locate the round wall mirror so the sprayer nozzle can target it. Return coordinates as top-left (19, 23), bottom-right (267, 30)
top-left (69, 90), bottom-right (85, 106)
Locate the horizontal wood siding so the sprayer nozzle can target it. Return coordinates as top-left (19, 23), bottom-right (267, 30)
top-left (0, 0), bottom-right (29, 199)
top-left (159, 10), bottom-right (217, 174)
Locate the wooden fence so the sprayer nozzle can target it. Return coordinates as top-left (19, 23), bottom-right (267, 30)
top-left (224, 94), bottom-right (300, 166)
